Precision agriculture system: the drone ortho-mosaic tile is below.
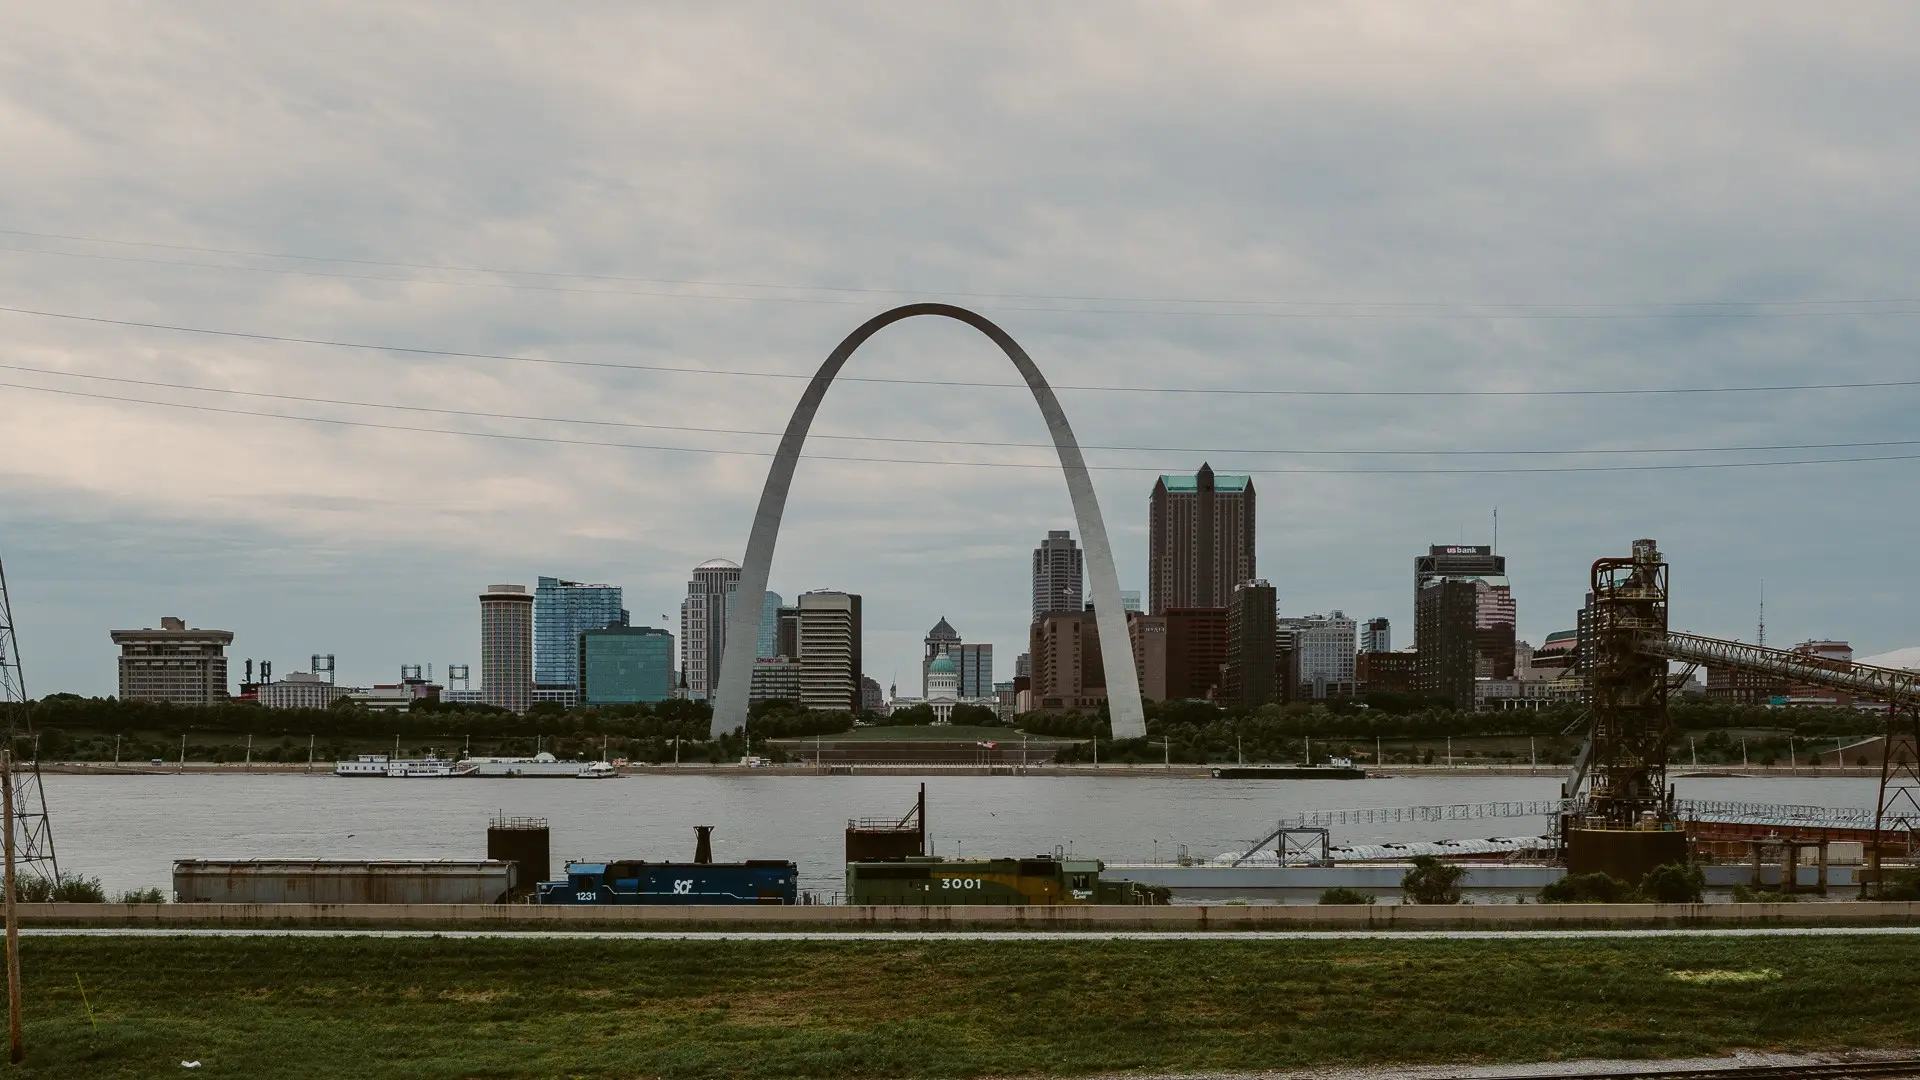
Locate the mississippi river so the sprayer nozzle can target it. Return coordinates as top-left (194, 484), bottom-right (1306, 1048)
top-left (39, 771), bottom-right (1884, 898)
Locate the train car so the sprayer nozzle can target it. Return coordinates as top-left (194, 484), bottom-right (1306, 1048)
top-left (536, 858), bottom-right (797, 905)
top-left (535, 825), bottom-right (799, 905)
top-left (846, 854), bottom-right (1168, 906)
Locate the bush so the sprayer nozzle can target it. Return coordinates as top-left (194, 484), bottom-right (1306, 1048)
top-left (1641, 863), bottom-right (1706, 904)
top-left (1731, 883), bottom-right (1798, 903)
top-left (16, 873), bottom-right (106, 903)
top-left (115, 887), bottom-right (167, 904)
top-left (1539, 872), bottom-right (1640, 904)
top-left (1400, 856), bottom-right (1465, 905)
top-left (1318, 887), bottom-right (1377, 905)
top-left (1870, 868), bottom-right (1920, 902)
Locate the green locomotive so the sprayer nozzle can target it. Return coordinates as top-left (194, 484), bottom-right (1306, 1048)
top-left (845, 854), bottom-right (1168, 906)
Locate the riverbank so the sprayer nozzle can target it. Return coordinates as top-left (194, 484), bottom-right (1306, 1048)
top-left (11, 933), bottom-right (1920, 1077)
top-left (32, 760), bottom-right (1891, 779)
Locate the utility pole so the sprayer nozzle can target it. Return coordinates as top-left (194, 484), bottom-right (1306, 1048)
top-left (178, 733), bottom-right (185, 772)
top-left (307, 735), bottom-right (315, 773)
top-left (113, 735), bottom-right (120, 765)
top-left (244, 733), bottom-right (252, 770)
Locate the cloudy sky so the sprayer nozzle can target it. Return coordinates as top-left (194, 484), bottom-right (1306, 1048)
top-left (3, 3), bottom-right (1916, 696)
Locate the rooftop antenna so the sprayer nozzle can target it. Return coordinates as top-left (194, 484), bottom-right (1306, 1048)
top-left (1758, 580), bottom-right (1766, 647)
top-left (1492, 506), bottom-right (1499, 554)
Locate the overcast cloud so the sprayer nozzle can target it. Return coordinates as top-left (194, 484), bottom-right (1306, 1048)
top-left (1, 2), bottom-right (1915, 695)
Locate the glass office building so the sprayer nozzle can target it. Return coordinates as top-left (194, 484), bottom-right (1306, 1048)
top-left (535, 577), bottom-right (626, 688)
top-left (579, 626), bottom-right (673, 704)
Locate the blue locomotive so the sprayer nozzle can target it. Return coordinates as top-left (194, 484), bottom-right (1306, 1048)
top-left (535, 826), bottom-right (798, 905)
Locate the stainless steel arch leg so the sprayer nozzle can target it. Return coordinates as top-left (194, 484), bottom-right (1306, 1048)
top-left (709, 304), bottom-right (1147, 740)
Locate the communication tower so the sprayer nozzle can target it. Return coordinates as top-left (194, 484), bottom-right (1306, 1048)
top-left (448, 664), bottom-right (471, 690)
top-left (311, 654), bottom-right (336, 685)
top-left (0, 547), bottom-right (60, 883)
top-left (399, 664), bottom-right (423, 682)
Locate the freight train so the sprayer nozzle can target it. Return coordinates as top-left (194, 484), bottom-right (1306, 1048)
top-left (846, 854), bottom-right (1169, 906)
top-left (536, 826), bottom-right (799, 905)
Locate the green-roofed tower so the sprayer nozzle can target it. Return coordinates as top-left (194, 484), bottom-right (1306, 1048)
top-left (1148, 462), bottom-right (1256, 615)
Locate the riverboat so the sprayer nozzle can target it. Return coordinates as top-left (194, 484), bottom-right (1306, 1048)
top-left (576, 761), bottom-right (618, 779)
top-left (333, 755), bottom-right (478, 778)
top-left (463, 752), bottom-right (596, 778)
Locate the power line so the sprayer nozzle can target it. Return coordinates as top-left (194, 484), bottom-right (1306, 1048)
top-left (9, 241), bottom-right (1920, 320)
top-left (7, 226), bottom-right (1920, 314)
top-left (5, 304), bottom-right (1919, 397)
top-left (4, 360), bottom-right (1917, 459)
top-left (3, 378), bottom-right (1915, 476)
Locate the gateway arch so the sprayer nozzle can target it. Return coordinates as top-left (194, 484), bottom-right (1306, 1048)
top-left (709, 303), bottom-right (1147, 741)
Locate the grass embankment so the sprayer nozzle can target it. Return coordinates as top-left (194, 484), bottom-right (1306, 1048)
top-left (14, 935), bottom-right (1920, 1078)
top-left (776, 725), bottom-right (1078, 744)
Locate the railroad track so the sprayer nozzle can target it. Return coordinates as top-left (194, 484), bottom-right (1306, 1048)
top-left (1454, 1059), bottom-right (1920, 1080)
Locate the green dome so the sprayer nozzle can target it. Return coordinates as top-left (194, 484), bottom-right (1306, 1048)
top-left (928, 654), bottom-right (958, 674)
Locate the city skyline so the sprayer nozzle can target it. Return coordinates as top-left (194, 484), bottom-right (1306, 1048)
top-left (7, 6), bottom-right (1918, 697)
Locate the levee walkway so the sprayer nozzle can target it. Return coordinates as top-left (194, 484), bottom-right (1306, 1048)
top-left (15, 900), bottom-right (1920, 931)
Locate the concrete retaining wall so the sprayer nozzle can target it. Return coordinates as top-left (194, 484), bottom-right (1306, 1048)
top-left (16, 901), bottom-right (1920, 930)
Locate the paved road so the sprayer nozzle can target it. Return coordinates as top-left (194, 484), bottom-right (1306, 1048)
top-left (24, 926), bottom-right (1920, 941)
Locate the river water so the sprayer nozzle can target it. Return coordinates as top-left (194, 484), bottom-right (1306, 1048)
top-left (37, 771), bottom-right (1886, 899)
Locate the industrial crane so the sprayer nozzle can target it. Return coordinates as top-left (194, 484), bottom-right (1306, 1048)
top-left (1567, 538), bottom-right (1918, 884)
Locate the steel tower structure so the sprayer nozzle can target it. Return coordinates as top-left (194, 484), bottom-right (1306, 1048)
top-left (0, 548), bottom-right (59, 884)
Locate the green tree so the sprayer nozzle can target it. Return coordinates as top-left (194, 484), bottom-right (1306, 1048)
top-left (1640, 863), bottom-right (1705, 904)
top-left (1400, 856), bottom-right (1465, 905)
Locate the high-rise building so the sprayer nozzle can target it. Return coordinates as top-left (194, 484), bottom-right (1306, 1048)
top-left (534, 577), bottom-right (625, 688)
top-left (1162, 607), bottom-right (1228, 700)
top-left (679, 559), bottom-right (741, 701)
top-left (1031, 531), bottom-right (1084, 624)
top-left (1119, 590), bottom-right (1142, 614)
top-left (756, 592), bottom-right (783, 659)
top-left (749, 656), bottom-right (804, 705)
top-left (578, 626), bottom-right (673, 704)
top-left (957, 643), bottom-right (993, 698)
top-left (1357, 650), bottom-right (1416, 695)
top-left (1148, 463), bottom-right (1255, 615)
top-left (1360, 617), bottom-right (1391, 655)
top-left (1223, 580), bottom-right (1279, 707)
top-left (1127, 612), bottom-right (1168, 701)
top-left (775, 605), bottom-right (800, 659)
top-left (860, 675), bottom-right (885, 714)
top-left (1413, 545), bottom-right (1515, 706)
top-left (1415, 580), bottom-right (1478, 707)
top-left (922, 617), bottom-right (961, 698)
top-left (797, 590), bottom-right (862, 712)
top-left (111, 616), bottom-right (233, 705)
top-left (1030, 609), bottom-right (1106, 711)
top-left (480, 584), bottom-right (534, 712)
top-left (1281, 610), bottom-right (1358, 699)
top-left (1014, 652), bottom-right (1032, 680)
top-left (1530, 630), bottom-right (1578, 675)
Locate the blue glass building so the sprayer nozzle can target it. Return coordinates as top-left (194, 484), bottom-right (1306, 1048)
top-left (578, 627), bottom-right (673, 704)
top-left (535, 577), bottom-right (626, 688)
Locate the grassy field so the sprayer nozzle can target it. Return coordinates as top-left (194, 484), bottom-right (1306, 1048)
top-left (9, 934), bottom-right (1920, 1078)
